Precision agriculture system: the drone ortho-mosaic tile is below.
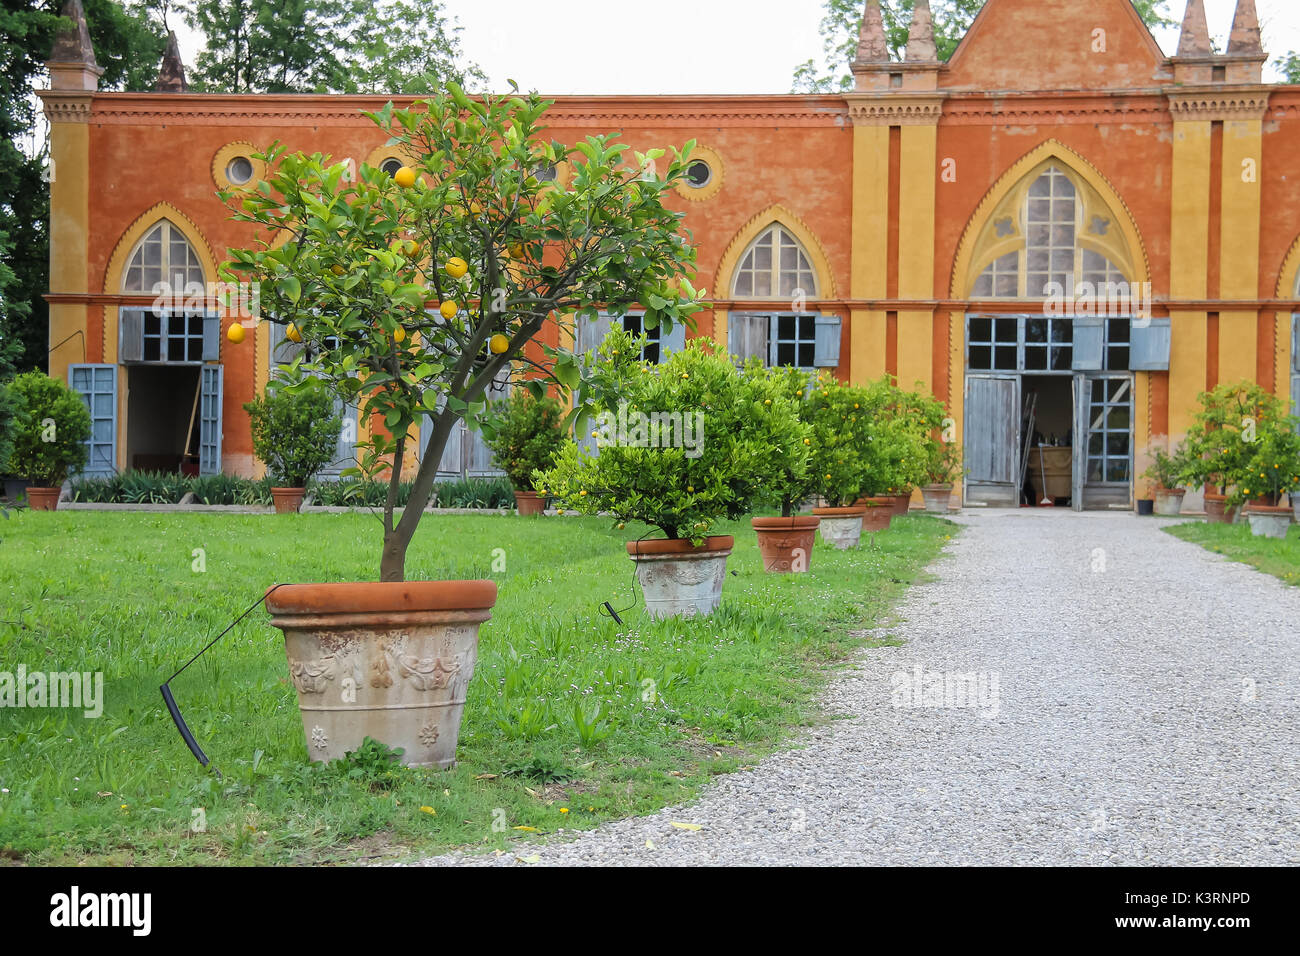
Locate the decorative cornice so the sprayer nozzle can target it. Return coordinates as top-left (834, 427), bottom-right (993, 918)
top-left (845, 93), bottom-right (945, 126)
top-left (1165, 86), bottom-right (1271, 121)
top-left (39, 90), bottom-right (95, 123)
top-left (942, 92), bottom-right (1169, 126)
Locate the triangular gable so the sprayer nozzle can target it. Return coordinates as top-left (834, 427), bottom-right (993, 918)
top-left (943, 0), bottom-right (1170, 92)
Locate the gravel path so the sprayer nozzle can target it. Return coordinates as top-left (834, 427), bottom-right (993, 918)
top-left (412, 511), bottom-right (1300, 866)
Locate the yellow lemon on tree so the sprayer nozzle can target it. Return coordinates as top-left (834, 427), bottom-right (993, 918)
top-left (330, 263), bottom-right (345, 276)
top-left (508, 242), bottom-right (525, 259)
top-left (489, 333), bottom-right (510, 354)
top-left (445, 257), bottom-right (468, 278)
top-left (393, 166), bottom-right (417, 188)
top-left (226, 323), bottom-right (246, 344)
top-left (286, 322), bottom-right (303, 343)
top-left (439, 300), bottom-right (459, 320)
top-left (405, 239), bottom-right (422, 257)
top-left (394, 327), bottom-right (406, 343)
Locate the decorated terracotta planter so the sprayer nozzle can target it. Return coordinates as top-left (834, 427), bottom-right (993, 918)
top-left (514, 490), bottom-right (546, 516)
top-left (266, 580), bottom-right (497, 768)
top-left (856, 499), bottom-right (893, 534)
top-left (752, 517), bottom-right (819, 574)
top-left (1153, 487), bottom-right (1186, 517)
top-left (25, 487), bottom-right (61, 511)
top-left (626, 536), bottom-right (734, 619)
top-left (920, 483), bottom-right (952, 514)
top-left (814, 506), bottom-right (867, 550)
top-left (1245, 504), bottom-right (1292, 540)
top-left (887, 493), bottom-right (912, 517)
top-left (1204, 493), bottom-right (1234, 524)
top-left (1293, 495), bottom-right (1300, 525)
top-left (271, 487), bottom-right (306, 514)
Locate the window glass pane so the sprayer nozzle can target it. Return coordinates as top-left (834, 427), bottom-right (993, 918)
top-left (754, 273), bottom-right (771, 297)
top-left (972, 273), bottom-right (993, 297)
top-left (798, 342), bottom-right (815, 367)
top-left (970, 345), bottom-right (991, 368)
top-left (969, 317), bottom-right (992, 342)
top-left (777, 342), bottom-right (797, 367)
top-left (1026, 319), bottom-right (1048, 344)
top-left (995, 274), bottom-right (1018, 297)
top-left (1024, 346), bottom-right (1047, 370)
top-left (994, 346), bottom-right (1017, 370)
top-left (1050, 345), bottom-right (1073, 371)
top-left (1106, 460), bottom-right (1130, 482)
top-left (995, 318), bottom-right (1018, 343)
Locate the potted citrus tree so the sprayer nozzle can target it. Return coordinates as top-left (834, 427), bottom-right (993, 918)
top-left (222, 84), bottom-right (704, 766)
top-left (921, 440), bottom-right (964, 514)
top-left (1, 372), bottom-right (91, 511)
top-left (806, 375), bottom-right (872, 549)
top-left (1183, 382), bottom-right (1285, 523)
top-left (244, 377), bottom-right (343, 513)
top-left (741, 362), bottom-right (818, 574)
top-left (481, 388), bottom-right (567, 516)
top-left (539, 333), bottom-right (792, 614)
top-left (1234, 417), bottom-right (1300, 539)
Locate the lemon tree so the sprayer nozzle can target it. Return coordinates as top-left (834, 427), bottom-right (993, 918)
top-left (222, 83), bottom-right (704, 580)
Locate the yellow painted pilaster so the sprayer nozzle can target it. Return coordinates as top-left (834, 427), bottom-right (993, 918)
top-left (47, 120), bottom-right (90, 385)
top-left (849, 122), bottom-right (889, 385)
top-left (896, 124), bottom-right (937, 394)
top-left (1219, 118), bottom-right (1262, 386)
top-left (1168, 120), bottom-right (1211, 438)
top-left (1134, 372), bottom-right (1152, 498)
top-left (949, 310), bottom-right (964, 506)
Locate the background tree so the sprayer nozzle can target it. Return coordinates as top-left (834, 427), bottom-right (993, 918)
top-left (181, 0), bottom-right (483, 94)
top-left (793, 0), bottom-right (1176, 93)
top-left (1, 1), bottom-right (165, 375)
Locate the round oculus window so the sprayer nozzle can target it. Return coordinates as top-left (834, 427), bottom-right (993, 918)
top-left (685, 160), bottom-right (712, 188)
top-left (381, 157), bottom-right (405, 177)
top-left (225, 156), bottom-right (254, 185)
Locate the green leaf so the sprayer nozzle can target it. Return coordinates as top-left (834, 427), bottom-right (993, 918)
top-left (277, 276), bottom-right (302, 304)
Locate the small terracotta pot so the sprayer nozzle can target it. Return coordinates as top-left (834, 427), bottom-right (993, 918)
top-left (887, 493), bottom-right (912, 517)
top-left (626, 536), bottom-right (734, 619)
top-left (920, 483), bottom-right (952, 514)
top-left (1245, 504), bottom-right (1292, 540)
top-left (271, 487), bottom-right (306, 514)
top-left (266, 580), bottom-right (498, 768)
top-left (752, 517), bottom-right (819, 574)
top-left (1204, 493), bottom-right (1233, 524)
top-left (25, 486), bottom-right (61, 511)
top-left (859, 502), bottom-right (893, 533)
top-left (514, 490), bottom-right (546, 516)
top-left (813, 506), bottom-right (867, 550)
top-left (1153, 487), bottom-right (1186, 517)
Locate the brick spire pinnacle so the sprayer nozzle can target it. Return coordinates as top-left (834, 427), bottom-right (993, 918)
top-left (905, 0), bottom-right (938, 63)
top-left (1176, 0), bottom-right (1212, 57)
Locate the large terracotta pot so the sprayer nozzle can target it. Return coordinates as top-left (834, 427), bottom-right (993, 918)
top-left (271, 487), bottom-right (306, 514)
top-left (857, 500), bottom-right (893, 533)
top-left (920, 483), bottom-right (952, 514)
top-left (514, 490), bottom-right (546, 516)
top-left (1245, 504), bottom-right (1292, 540)
top-left (266, 580), bottom-right (497, 768)
top-left (814, 506), bottom-right (867, 550)
top-left (626, 536), bottom-right (734, 619)
top-left (25, 487), bottom-right (61, 511)
top-left (887, 493), bottom-right (912, 517)
top-left (1204, 493), bottom-right (1234, 524)
top-left (1153, 487), bottom-right (1186, 517)
top-left (752, 517), bottom-right (819, 574)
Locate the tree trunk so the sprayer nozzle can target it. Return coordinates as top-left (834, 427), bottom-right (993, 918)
top-left (380, 529), bottom-right (409, 582)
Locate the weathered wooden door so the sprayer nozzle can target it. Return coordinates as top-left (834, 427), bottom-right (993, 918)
top-left (964, 374), bottom-right (1020, 506)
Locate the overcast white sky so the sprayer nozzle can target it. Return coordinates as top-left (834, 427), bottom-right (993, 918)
top-left (444, 0), bottom-right (1300, 93)
top-left (169, 1), bottom-right (1300, 94)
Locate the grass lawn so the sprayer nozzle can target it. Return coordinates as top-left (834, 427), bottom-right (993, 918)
top-left (1165, 519), bottom-right (1300, 587)
top-left (0, 509), bottom-right (952, 865)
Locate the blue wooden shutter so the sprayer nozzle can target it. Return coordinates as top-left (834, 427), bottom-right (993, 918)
top-left (202, 311), bottom-right (220, 361)
top-left (68, 364), bottom-right (117, 476)
top-left (1072, 316), bottom-right (1104, 371)
top-left (658, 318), bottom-right (686, 361)
top-left (576, 312), bottom-right (613, 361)
top-left (119, 309), bottom-right (144, 363)
top-left (199, 365), bottom-right (223, 475)
top-left (813, 314), bottom-right (842, 368)
top-left (1129, 318), bottom-right (1171, 371)
top-left (420, 395), bottom-right (466, 479)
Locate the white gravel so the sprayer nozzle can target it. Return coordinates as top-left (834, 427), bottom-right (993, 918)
top-left (411, 511), bottom-right (1300, 866)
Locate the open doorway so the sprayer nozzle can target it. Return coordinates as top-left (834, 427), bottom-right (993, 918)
top-left (126, 365), bottom-right (202, 474)
top-left (1020, 375), bottom-right (1073, 507)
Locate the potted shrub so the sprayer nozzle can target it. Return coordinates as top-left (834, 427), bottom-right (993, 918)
top-left (539, 334), bottom-right (784, 614)
top-left (741, 362), bottom-right (818, 574)
top-left (224, 85), bottom-right (703, 765)
top-left (1142, 443), bottom-right (1191, 517)
top-left (244, 377), bottom-right (343, 513)
top-left (481, 388), bottom-right (567, 516)
top-left (1234, 418), bottom-right (1300, 539)
top-left (1183, 382), bottom-right (1288, 523)
top-left (921, 440), bottom-right (964, 514)
top-left (1, 372), bottom-right (91, 511)
top-left (806, 375), bottom-right (872, 550)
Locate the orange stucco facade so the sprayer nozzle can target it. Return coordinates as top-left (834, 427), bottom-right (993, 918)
top-left (39, 0), bottom-right (1300, 509)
